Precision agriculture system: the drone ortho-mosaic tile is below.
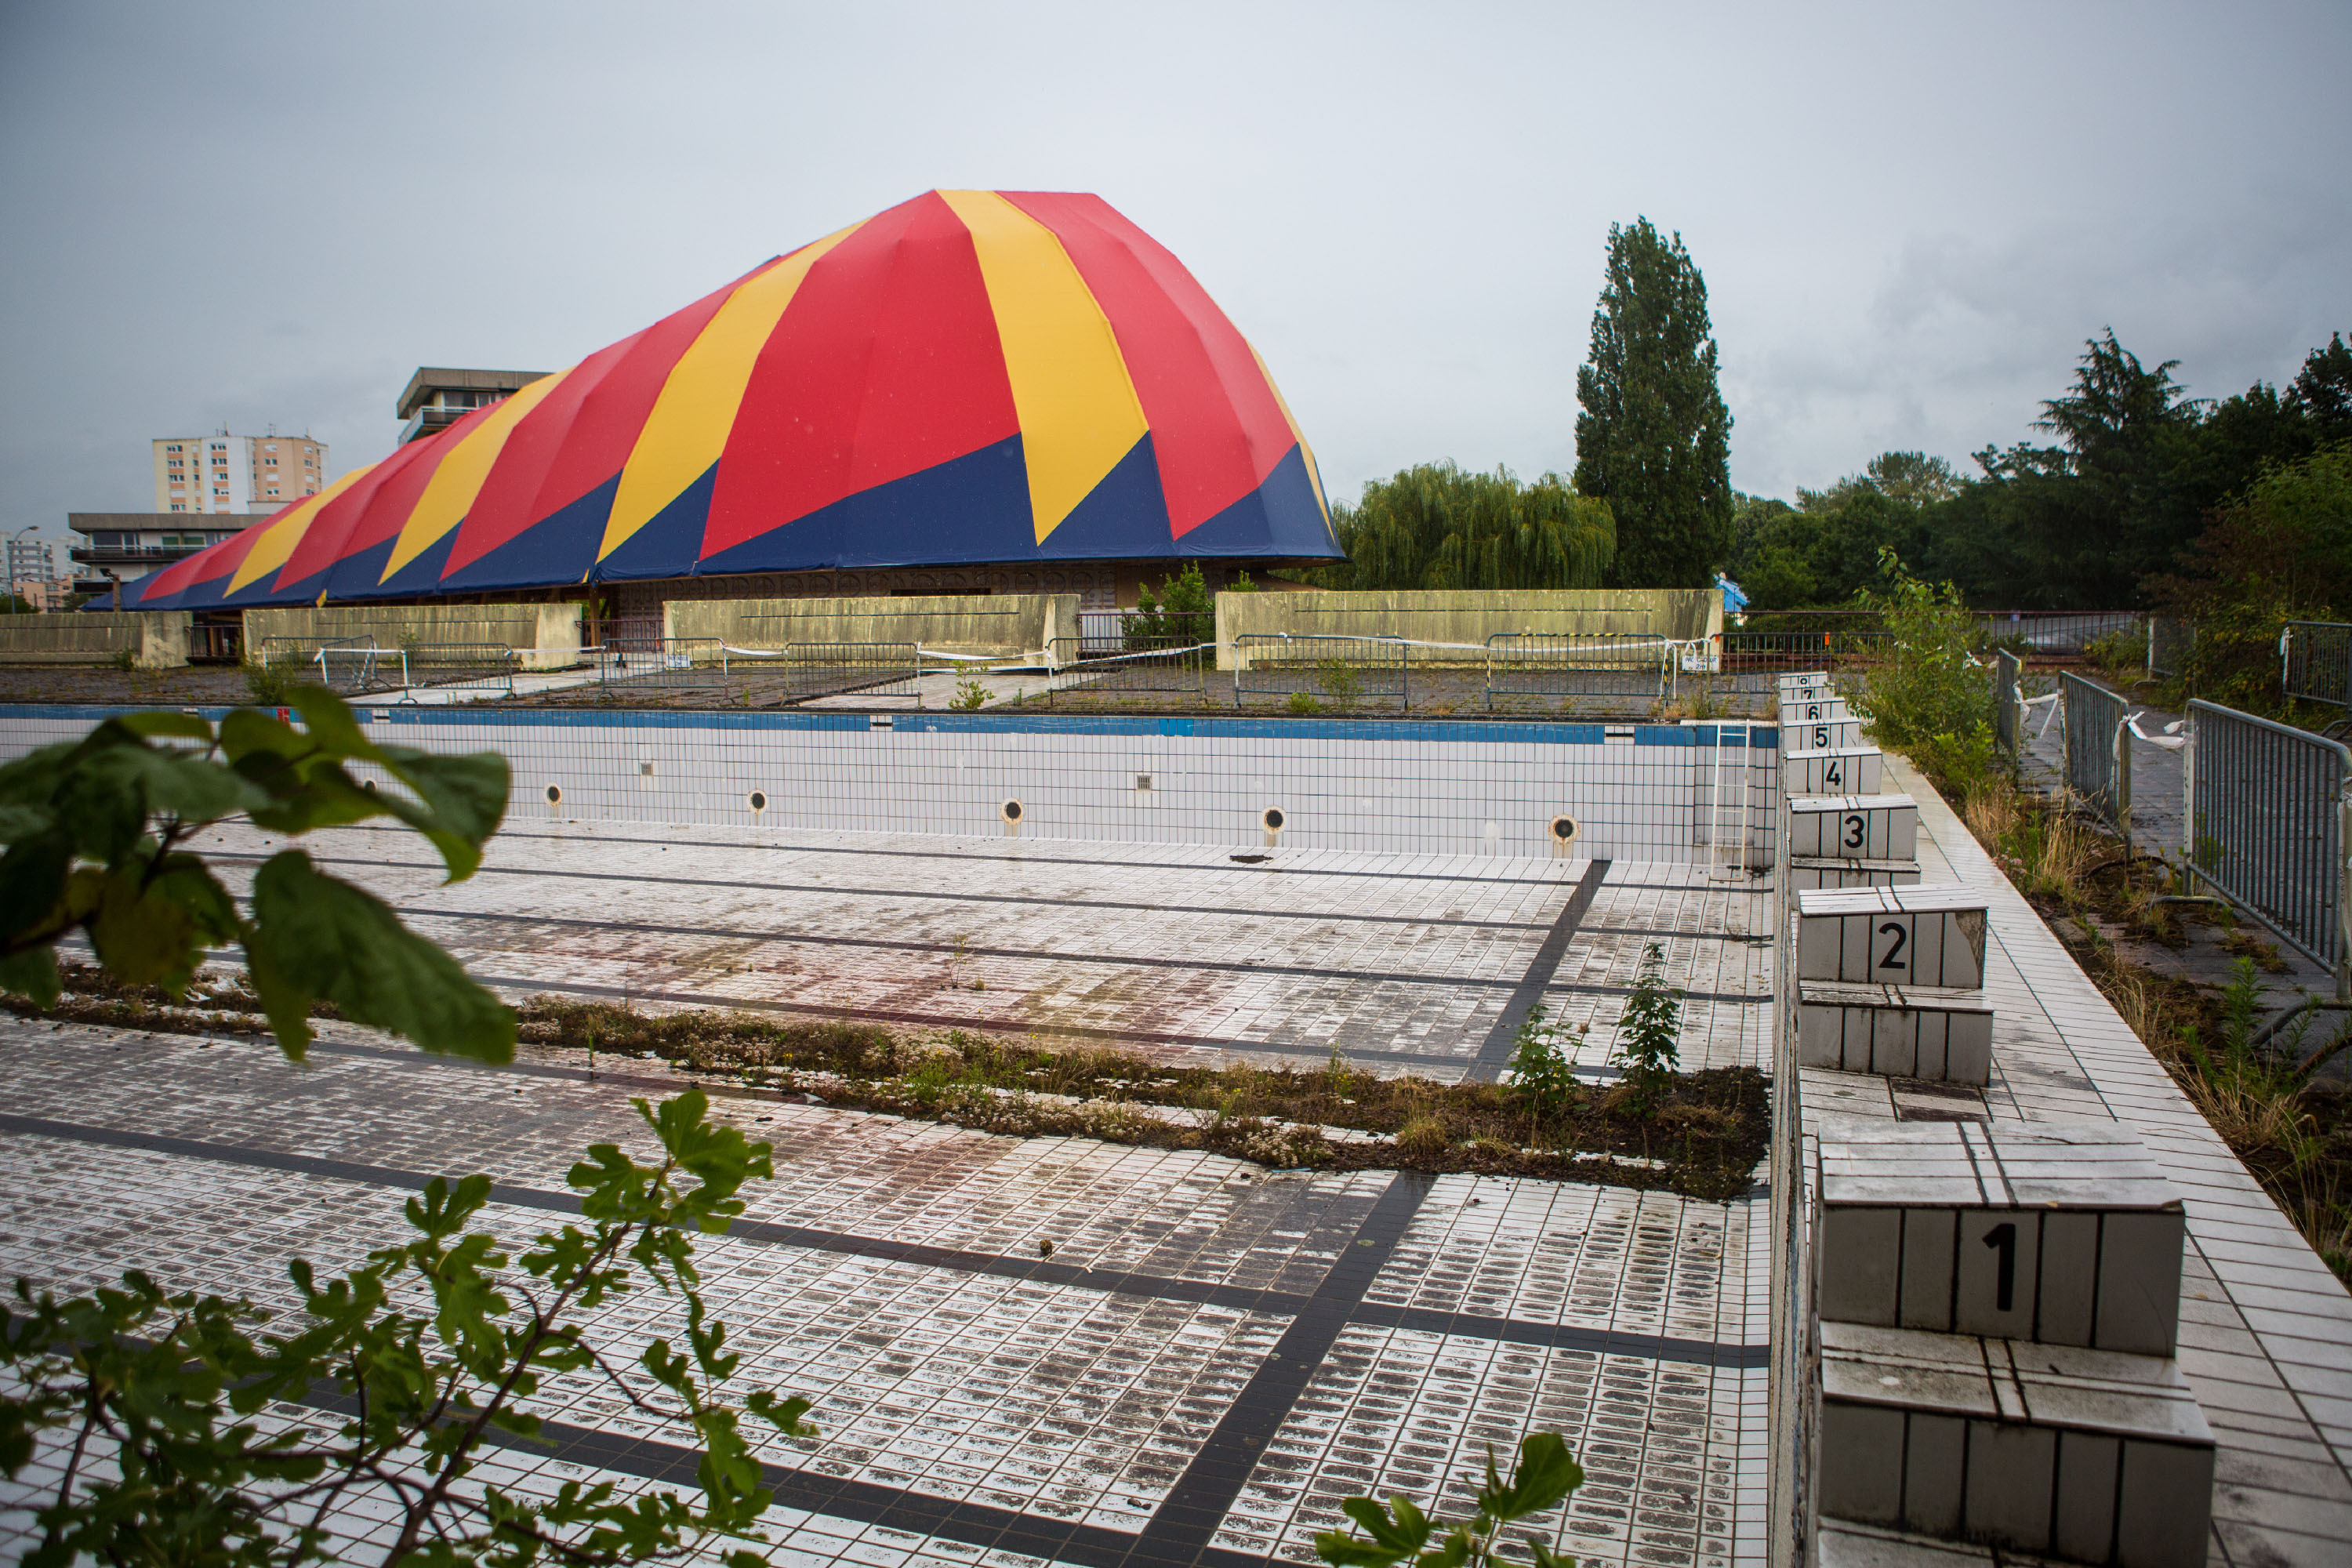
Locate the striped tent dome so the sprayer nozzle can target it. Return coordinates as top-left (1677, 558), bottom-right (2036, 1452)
top-left (134, 190), bottom-right (1338, 610)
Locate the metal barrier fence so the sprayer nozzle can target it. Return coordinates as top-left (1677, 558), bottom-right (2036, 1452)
top-left (1720, 627), bottom-right (1892, 674)
top-left (2187, 699), bottom-right (2350, 993)
top-left (1974, 609), bottom-right (2141, 658)
top-left (1994, 649), bottom-right (2022, 758)
top-left (590, 636), bottom-right (727, 691)
top-left (2060, 672), bottom-right (2131, 848)
top-left (2148, 616), bottom-right (2190, 680)
top-left (1233, 634), bottom-right (1407, 710)
top-left (1042, 636), bottom-right (1210, 706)
top-left (258, 637), bottom-right (520, 698)
top-left (585, 639), bottom-right (924, 703)
top-left (1734, 608), bottom-right (2137, 665)
top-left (1483, 633), bottom-right (1671, 710)
top-left (749, 642), bottom-right (924, 703)
top-left (2283, 621), bottom-right (2351, 709)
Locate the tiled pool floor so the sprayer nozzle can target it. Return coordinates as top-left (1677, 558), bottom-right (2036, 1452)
top-left (0, 828), bottom-right (1772, 1566)
top-left (183, 820), bottom-right (1777, 1079)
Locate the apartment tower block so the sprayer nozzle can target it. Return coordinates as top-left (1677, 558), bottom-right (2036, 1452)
top-left (152, 432), bottom-right (328, 515)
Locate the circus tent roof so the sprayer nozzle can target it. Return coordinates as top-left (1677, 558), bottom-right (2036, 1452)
top-left (134, 190), bottom-right (1337, 611)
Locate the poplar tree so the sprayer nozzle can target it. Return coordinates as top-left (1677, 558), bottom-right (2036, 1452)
top-left (1573, 220), bottom-right (1733, 588)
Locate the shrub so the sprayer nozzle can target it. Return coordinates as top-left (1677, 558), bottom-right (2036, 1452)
top-left (1612, 943), bottom-right (1683, 1114)
top-left (1846, 548), bottom-right (1996, 789)
top-left (1318, 658), bottom-right (1365, 706)
top-left (243, 656), bottom-right (304, 707)
top-left (1508, 1003), bottom-right (1584, 1120)
top-left (1127, 562), bottom-right (1214, 649)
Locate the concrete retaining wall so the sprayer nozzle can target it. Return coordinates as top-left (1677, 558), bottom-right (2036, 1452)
top-left (664, 594), bottom-right (1078, 659)
top-left (0, 612), bottom-right (189, 669)
top-left (242, 604), bottom-right (583, 670)
top-left (1214, 589), bottom-right (1722, 664)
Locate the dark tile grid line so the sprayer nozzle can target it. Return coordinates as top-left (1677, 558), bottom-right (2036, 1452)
top-left (1468, 861), bottom-right (1611, 1082)
top-left (1130, 862), bottom-right (1621, 1568)
top-left (1224, 1329), bottom-right (1741, 1566)
top-left (0, 1126), bottom-right (1295, 1546)
top-left (269, 818), bottom-right (1599, 889)
top-left (1130, 1173), bottom-right (1435, 1568)
top-left (0, 1015), bottom-right (1385, 1290)
top-left (227, 851), bottom-right (1560, 934)
top-left (0, 1114), bottom-right (1762, 1372)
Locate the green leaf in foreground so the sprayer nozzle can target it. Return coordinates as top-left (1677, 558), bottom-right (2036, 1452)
top-left (1316, 1433), bottom-right (1581, 1568)
top-left (0, 687), bottom-right (512, 1063)
top-left (247, 850), bottom-right (514, 1063)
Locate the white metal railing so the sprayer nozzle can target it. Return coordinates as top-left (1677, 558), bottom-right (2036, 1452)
top-left (2186, 699), bottom-right (2350, 995)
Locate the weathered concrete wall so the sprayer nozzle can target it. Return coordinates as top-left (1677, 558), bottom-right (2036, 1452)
top-left (0, 612), bottom-right (190, 668)
top-left (242, 604), bottom-right (583, 670)
top-left (664, 594), bottom-right (1078, 659)
top-left (1214, 589), bottom-right (1722, 664)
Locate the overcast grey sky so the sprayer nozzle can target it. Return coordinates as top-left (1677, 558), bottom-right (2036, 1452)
top-left (2, 0), bottom-right (2346, 552)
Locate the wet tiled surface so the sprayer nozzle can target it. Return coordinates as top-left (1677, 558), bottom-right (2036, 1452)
top-left (177, 819), bottom-right (1772, 1077)
top-left (0, 827), bottom-right (1772, 1566)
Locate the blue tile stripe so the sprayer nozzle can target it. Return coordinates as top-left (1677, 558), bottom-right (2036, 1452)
top-left (0, 703), bottom-right (1778, 749)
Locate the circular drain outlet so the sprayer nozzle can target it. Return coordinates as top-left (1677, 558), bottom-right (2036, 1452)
top-left (748, 790), bottom-right (768, 812)
top-left (1261, 806), bottom-right (1286, 833)
top-left (545, 785), bottom-right (563, 806)
top-left (1000, 798), bottom-right (1025, 824)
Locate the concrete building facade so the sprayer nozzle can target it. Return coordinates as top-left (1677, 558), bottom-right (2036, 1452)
top-left (396, 368), bottom-right (550, 446)
top-left (6, 535), bottom-right (64, 610)
top-left (68, 514), bottom-right (245, 597)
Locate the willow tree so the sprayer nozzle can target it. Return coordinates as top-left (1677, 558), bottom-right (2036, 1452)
top-left (1328, 462), bottom-right (1615, 590)
top-left (1573, 219), bottom-right (1733, 588)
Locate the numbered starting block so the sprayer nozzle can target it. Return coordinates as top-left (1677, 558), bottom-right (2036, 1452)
top-left (1785, 717), bottom-right (1863, 753)
top-left (1787, 746), bottom-right (1881, 797)
top-left (1798, 979), bottom-right (1991, 1080)
top-left (1814, 1117), bottom-right (2185, 1352)
top-left (1797, 883), bottom-right (1988, 989)
top-left (1789, 793), bottom-right (1918, 860)
top-left (1788, 857), bottom-right (1922, 892)
top-left (1818, 1323), bottom-right (2212, 1566)
top-left (1780, 695), bottom-right (1853, 725)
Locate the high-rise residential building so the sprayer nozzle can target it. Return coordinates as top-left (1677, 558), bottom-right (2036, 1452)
top-left (7, 535), bottom-right (63, 610)
top-left (152, 430), bottom-right (328, 515)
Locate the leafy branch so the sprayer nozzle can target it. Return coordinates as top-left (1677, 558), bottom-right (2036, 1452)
top-left (0, 1088), bottom-right (815, 1566)
top-left (1315, 1431), bottom-right (1584, 1568)
top-left (0, 686), bottom-right (514, 1062)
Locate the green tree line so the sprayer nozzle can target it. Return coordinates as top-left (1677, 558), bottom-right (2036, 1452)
top-left (1730, 331), bottom-right (2352, 612)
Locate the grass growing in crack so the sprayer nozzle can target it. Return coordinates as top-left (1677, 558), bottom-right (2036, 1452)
top-left (13, 967), bottom-right (1769, 1200)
